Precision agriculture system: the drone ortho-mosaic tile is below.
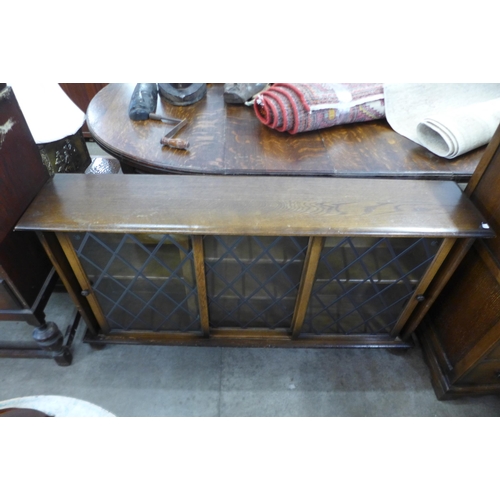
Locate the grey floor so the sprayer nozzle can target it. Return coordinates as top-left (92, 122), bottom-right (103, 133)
top-left (1, 143), bottom-right (499, 417)
top-left (1, 288), bottom-right (500, 417)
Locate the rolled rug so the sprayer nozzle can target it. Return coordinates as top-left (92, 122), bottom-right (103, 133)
top-left (384, 83), bottom-right (500, 159)
top-left (254, 83), bottom-right (385, 134)
top-left (416, 98), bottom-right (500, 158)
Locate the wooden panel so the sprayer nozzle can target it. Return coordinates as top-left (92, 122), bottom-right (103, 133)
top-left (486, 342), bottom-right (500, 360)
top-left (394, 238), bottom-right (456, 338)
top-left (468, 145), bottom-right (500, 261)
top-left (0, 85), bottom-right (49, 242)
top-left (0, 280), bottom-right (21, 310)
top-left (16, 174), bottom-right (494, 239)
top-left (56, 233), bottom-right (110, 334)
top-left (417, 124), bottom-right (500, 398)
top-left (457, 359), bottom-right (500, 386)
top-left (428, 246), bottom-right (500, 367)
top-left (84, 329), bottom-right (412, 349)
top-left (37, 231), bottom-right (101, 337)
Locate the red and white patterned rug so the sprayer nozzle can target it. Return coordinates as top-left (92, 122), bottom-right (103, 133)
top-left (254, 83), bottom-right (385, 134)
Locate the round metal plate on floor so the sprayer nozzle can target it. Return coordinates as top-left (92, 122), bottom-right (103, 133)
top-left (0, 395), bottom-right (115, 417)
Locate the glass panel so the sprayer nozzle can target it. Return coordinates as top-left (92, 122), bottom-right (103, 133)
top-left (69, 232), bottom-right (200, 332)
top-left (304, 237), bottom-right (441, 335)
top-left (204, 235), bottom-right (309, 329)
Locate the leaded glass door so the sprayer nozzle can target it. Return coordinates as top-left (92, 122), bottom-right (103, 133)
top-left (301, 236), bottom-right (441, 337)
top-left (58, 231), bottom-right (449, 344)
top-left (66, 232), bottom-right (200, 333)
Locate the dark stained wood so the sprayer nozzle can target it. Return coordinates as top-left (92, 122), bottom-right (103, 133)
top-left (402, 237), bottom-right (475, 338)
top-left (82, 330), bottom-right (413, 349)
top-left (0, 86), bottom-right (53, 317)
top-left (16, 170), bottom-right (494, 353)
top-left (86, 83), bottom-right (484, 180)
top-left (418, 122), bottom-right (500, 399)
top-left (395, 238), bottom-right (456, 338)
top-left (0, 85), bottom-right (73, 361)
top-left (37, 232), bottom-right (100, 337)
top-left (55, 233), bottom-right (108, 335)
top-left (429, 247), bottom-right (500, 368)
top-left (16, 174), bottom-right (493, 239)
top-left (0, 86), bottom-right (50, 242)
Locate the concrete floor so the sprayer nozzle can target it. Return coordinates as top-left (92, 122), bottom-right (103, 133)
top-left (1, 290), bottom-right (500, 417)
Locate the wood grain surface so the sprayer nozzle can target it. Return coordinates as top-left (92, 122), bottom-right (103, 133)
top-left (16, 174), bottom-right (494, 239)
top-left (86, 84), bottom-right (484, 180)
top-left (0, 86), bottom-right (50, 242)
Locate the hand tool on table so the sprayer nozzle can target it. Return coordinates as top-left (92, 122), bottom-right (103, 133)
top-left (128, 83), bottom-right (189, 150)
top-left (160, 119), bottom-right (189, 150)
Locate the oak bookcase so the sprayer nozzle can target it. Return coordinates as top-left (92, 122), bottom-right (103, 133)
top-left (16, 174), bottom-right (492, 350)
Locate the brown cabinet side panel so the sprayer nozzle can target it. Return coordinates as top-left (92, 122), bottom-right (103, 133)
top-left (0, 279), bottom-right (22, 309)
top-left (469, 145), bottom-right (500, 261)
top-left (428, 246), bottom-right (500, 367)
top-left (0, 86), bottom-right (49, 242)
top-left (457, 359), bottom-right (500, 386)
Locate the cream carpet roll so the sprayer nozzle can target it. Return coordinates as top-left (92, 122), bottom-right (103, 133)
top-left (384, 83), bottom-right (500, 158)
top-left (416, 98), bottom-right (500, 158)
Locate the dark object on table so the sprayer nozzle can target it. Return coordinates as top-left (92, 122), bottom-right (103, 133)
top-left (128, 83), bottom-right (159, 120)
top-left (128, 83), bottom-right (185, 126)
top-left (224, 83), bottom-right (268, 104)
top-left (159, 83), bottom-right (207, 106)
top-left (86, 83), bottom-right (485, 179)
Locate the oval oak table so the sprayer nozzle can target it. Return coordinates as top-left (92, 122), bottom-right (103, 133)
top-left (86, 83), bottom-right (484, 180)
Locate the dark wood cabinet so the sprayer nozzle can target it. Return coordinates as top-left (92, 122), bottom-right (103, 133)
top-left (0, 84), bottom-right (73, 364)
top-left (417, 124), bottom-right (500, 399)
top-left (16, 174), bottom-right (492, 350)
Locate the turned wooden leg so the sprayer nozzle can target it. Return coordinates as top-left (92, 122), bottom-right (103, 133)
top-left (32, 321), bottom-right (73, 366)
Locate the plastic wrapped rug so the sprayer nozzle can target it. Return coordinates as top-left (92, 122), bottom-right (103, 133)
top-left (254, 83), bottom-right (385, 134)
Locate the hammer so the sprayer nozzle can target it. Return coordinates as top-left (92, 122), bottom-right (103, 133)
top-left (128, 83), bottom-right (189, 149)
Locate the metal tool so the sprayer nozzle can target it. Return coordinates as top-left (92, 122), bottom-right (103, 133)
top-left (128, 83), bottom-right (189, 150)
top-left (129, 83), bottom-right (185, 124)
top-left (160, 119), bottom-right (189, 150)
